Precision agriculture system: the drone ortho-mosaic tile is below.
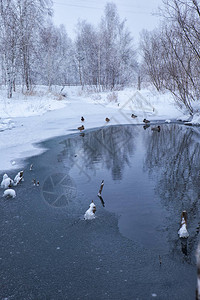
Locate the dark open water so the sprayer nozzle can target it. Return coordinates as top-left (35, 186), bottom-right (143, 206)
top-left (1, 123), bottom-right (200, 299)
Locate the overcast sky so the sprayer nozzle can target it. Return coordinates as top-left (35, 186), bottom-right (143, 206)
top-left (52, 0), bottom-right (163, 45)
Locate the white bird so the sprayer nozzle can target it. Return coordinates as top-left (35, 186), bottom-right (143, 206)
top-left (1, 174), bottom-right (13, 188)
top-left (3, 189), bottom-right (16, 198)
top-left (13, 171), bottom-right (24, 186)
top-left (178, 211), bottom-right (189, 238)
top-left (84, 202), bottom-right (96, 220)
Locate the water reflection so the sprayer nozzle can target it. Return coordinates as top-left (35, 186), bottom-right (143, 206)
top-left (2, 123), bottom-right (199, 299)
top-left (59, 125), bottom-right (138, 181)
top-left (144, 124), bottom-right (200, 262)
top-left (57, 124), bottom-right (200, 263)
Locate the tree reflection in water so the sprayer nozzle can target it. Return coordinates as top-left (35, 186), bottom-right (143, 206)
top-left (59, 125), bottom-right (138, 181)
top-left (144, 124), bottom-right (200, 263)
top-left (58, 123), bottom-right (200, 263)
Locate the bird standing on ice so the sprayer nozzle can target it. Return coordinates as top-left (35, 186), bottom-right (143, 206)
top-left (13, 171), bottom-right (24, 186)
top-left (1, 174), bottom-right (13, 188)
top-left (78, 125), bottom-right (84, 131)
top-left (84, 201), bottom-right (96, 220)
top-left (131, 114), bottom-right (137, 118)
top-left (178, 211), bottom-right (189, 238)
top-left (3, 189), bottom-right (16, 198)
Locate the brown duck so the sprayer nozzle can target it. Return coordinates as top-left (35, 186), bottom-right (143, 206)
top-left (77, 125), bottom-right (84, 131)
top-left (151, 126), bottom-right (161, 132)
top-left (131, 114), bottom-right (137, 118)
top-left (143, 118), bottom-right (150, 124)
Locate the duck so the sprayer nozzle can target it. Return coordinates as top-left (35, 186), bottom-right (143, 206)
top-left (84, 201), bottom-right (96, 220)
top-left (105, 117), bottom-right (110, 122)
top-left (131, 114), bottom-right (137, 118)
top-left (151, 126), bottom-right (161, 132)
top-left (143, 118), bottom-right (150, 124)
top-left (77, 125), bottom-right (84, 131)
top-left (178, 211), bottom-right (189, 238)
top-left (1, 174), bottom-right (13, 189)
top-left (81, 116), bottom-right (85, 122)
top-left (3, 188), bottom-right (16, 198)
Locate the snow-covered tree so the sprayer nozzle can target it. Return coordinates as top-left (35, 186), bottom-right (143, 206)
top-left (99, 2), bottom-right (137, 90)
top-left (37, 22), bottom-right (76, 88)
top-left (74, 2), bottom-right (137, 91)
top-left (0, 0), bottom-right (52, 97)
top-left (0, 0), bottom-right (20, 97)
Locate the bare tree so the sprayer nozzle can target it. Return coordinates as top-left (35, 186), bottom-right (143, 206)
top-left (140, 0), bottom-right (200, 113)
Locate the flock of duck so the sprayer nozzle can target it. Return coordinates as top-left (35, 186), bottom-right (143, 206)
top-left (77, 116), bottom-right (190, 238)
top-left (77, 115), bottom-right (161, 132)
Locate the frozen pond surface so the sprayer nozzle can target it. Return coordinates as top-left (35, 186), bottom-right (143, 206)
top-left (1, 123), bottom-right (200, 299)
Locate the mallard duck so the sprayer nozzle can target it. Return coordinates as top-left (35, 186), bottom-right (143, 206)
top-left (151, 126), bottom-right (161, 132)
top-left (143, 118), bottom-right (150, 123)
top-left (77, 125), bottom-right (84, 131)
top-left (3, 188), bottom-right (16, 198)
top-left (178, 211), bottom-right (189, 238)
top-left (131, 114), bottom-right (137, 118)
top-left (105, 117), bottom-right (110, 122)
top-left (81, 116), bottom-right (85, 122)
top-left (84, 201), bottom-right (96, 220)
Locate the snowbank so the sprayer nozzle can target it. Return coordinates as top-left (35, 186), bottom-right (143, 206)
top-left (0, 85), bottom-right (70, 119)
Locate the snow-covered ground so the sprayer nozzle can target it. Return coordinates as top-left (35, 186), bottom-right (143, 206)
top-left (0, 85), bottom-right (189, 172)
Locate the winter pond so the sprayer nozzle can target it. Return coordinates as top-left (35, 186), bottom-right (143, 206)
top-left (1, 123), bottom-right (200, 299)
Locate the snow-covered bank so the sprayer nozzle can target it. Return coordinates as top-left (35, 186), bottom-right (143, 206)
top-left (0, 85), bottom-right (185, 172)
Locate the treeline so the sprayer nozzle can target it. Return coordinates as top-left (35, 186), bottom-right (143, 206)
top-left (0, 1), bottom-right (137, 98)
top-left (140, 0), bottom-right (200, 113)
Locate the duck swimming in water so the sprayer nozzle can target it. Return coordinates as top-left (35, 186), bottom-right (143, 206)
top-left (151, 126), bottom-right (161, 132)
